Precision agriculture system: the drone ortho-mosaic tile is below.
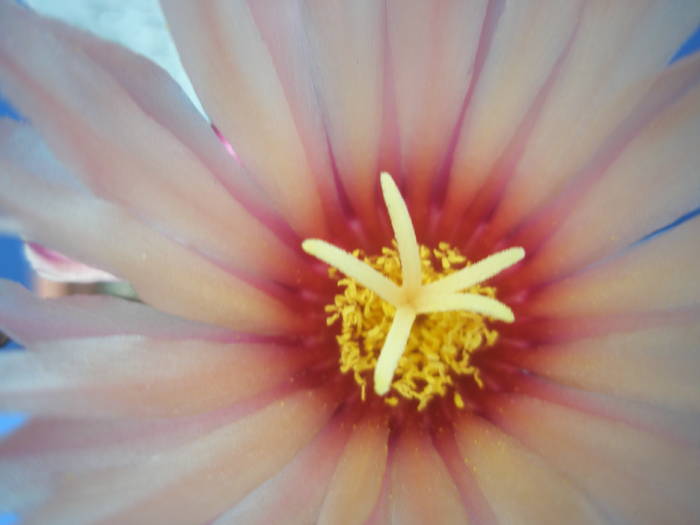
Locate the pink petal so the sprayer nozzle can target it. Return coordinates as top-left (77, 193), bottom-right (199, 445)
top-left (220, 1), bottom-right (355, 243)
top-left (0, 157), bottom-right (304, 332)
top-left (386, 0), bottom-right (487, 232)
top-left (484, 1), bottom-right (700, 240)
top-left (389, 426), bottom-right (468, 524)
top-left (518, 54), bottom-right (700, 283)
top-left (299, 0), bottom-right (387, 232)
top-left (24, 242), bottom-right (118, 283)
top-left (0, 336), bottom-right (314, 418)
top-left (0, 3), bottom-right (311, 289)
top-left (527, 217), bottom-right (699, 318)
top-left (443, 1), bottom-right (581, 229)
top-left (212, 413), bottom-right (350, 524)
top-left (160, 0), bottom-right (331, 238)
top-left (504, 371), bottom-right (700, 448)
top-left (317, 415), bottom-right (390, 525)
top-left (55, 389), bottom-right (337, 525)
top-left (455, 413), bottom-right (601, 524)
top-left (0, 279), bottom-right (233, 345)
top-left (0, 412), bottom-right (245, 513)
top-left (489, 394), bottom-right (700, 524)
top-left (510, 319), bottom-right (700, 413)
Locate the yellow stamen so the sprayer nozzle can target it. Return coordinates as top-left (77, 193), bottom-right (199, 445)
top-left (303, 172), bottom-right (524, 409)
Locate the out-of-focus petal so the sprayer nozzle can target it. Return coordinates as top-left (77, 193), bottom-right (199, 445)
top-left (483, 0), bottom-right (700, 240)
top-left (0, 411), bottom-right (252, 512)
top-left (0, 3), bottom-right (311, 288)
top-left (19, 389), bottom-right (336, 524)
top-left (510, 320), bottom-right (700, 412)
top-left (26, 0), bottom-right (203, 112)
top-left (0, 336), bottom-right (314, 418)
top-left (212, 414), bottom-right (350, 524)
top-left (24, 243), bottom-right (118, 283)
top-left (443, 1), bottom-right (582, 229)
top-left (40, 15), bottom-right (295, 247)
top-left (488, 394), bottom-right (700, 524)
top-left (0, 161), bottom-right (304, 332)
top-left (455, 413), bottom-right (601, 525)
top-left (389, 426), bottom-right (468, 524)
top-left (0, 280), bottom-right (234, 345)
top-left (160, 0), bottom-right (331, 238)
top-left (517, 56), bottom-right (700, 283)
top-left (527, 217), bottom-right (700, 317)
top-left (317, 415), bottom-right (389, 525)
top-left (386, 0), bottom-right (486, 233)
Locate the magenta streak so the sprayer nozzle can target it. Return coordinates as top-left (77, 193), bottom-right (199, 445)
top-left (504, 62), bottom-right (700, 270)
top-left (208, 124), bottom-right (304, 251)
top-left (121, 205), bottom-right (315, 311)
top-left (495, 370), bottom-right (699, 449)
top-left (248, 2), bottom-right (368, 249)
top-left (454, 4), bottom-right (586, 253)
top-left (429, 0), bottom-right (505, 215)
top-left (432, 422), bottom-right (500, 525)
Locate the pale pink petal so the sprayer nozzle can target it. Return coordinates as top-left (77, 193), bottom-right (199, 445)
top-left (24, 242), bottom-right (118, 283)
top-left (505, 371), bottom-right (700, 448)
top-left (52, 389), bottom-right (336, 525)
top-left (1, 416), bottom-right (221, 473)
top-left (0, 113), bottom-right (85, 192)
top-left (0, 160), bottom-right (304, 332)
top-left (160, 0), bottom-right (329, 238)
top-left (430, 428), bottom-right (499, 525)
top-left (442, 1), bottom-right (582, 229)
top-left (510, 320), bottom-right (700, 413)
top-left (0, 336), bottom-right (314, 418)
top-left (212, 414), bottom-right (349, 524)
top-left (0, 279), bottom-right (233, 345)
top-left (517, 57), bottom-right (700, 283)
top-left (455, 413), bottom-right (602, 524)
top-left (317, 415), bottom-right (389, 525)
top-left (484, 1), bottom-right (700, 240)
top-left (0, 3), bottom-right (310, 288)
top-left (527, 217), bottom-right (700, 318)
top-left (389, 426), bottom-right (468, 524)
top-left (292, 0), bottom-right (385, 233)
top-left (0, 412), bottom-right (241, 513)
top-left (223, 1), bottom-right (354, 243)
top-left (489, 394), bottom-right (700, 524)
top-left (44, 15), bottom-right (298, 246)
top-left (386, 0), bottom-right (487, 233)
top-left (364, 476), bottom-right (391, 525)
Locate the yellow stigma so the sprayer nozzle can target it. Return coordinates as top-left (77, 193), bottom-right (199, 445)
top-left (302, 172), bottom-right (524, 410)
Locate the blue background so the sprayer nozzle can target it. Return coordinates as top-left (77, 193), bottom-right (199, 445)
top-left (0, 21), bottom-right (699, 525)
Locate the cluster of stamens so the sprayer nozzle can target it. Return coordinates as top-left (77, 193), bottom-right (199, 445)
top-left (303, 173), bottom-right (524, 410)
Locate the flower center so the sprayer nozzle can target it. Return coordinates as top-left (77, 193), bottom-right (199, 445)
top-left (303, 173), bottom-right (524, 411)
top-left (326, 242), bottom-right (500, 410)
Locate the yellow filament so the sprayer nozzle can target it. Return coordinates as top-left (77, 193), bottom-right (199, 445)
top-left (303, 172), bottom-right (524, 408)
